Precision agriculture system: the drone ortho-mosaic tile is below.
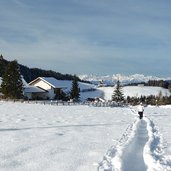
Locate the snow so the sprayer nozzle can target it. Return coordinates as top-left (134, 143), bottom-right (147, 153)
top-left (0, 101), bottom-right (171, 171)
top-left (0, 102), bottom-right (133, 171)
top-left (143, 117), bottom-right (169, 171)
top-left (124, 86), bottom-right (170, 98)
top-left (122, 119), bottom-right (148, 171)
top-left (99, 86), bottom-right (171, 100)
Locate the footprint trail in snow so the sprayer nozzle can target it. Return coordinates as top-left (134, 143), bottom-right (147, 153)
top-left (98, 117), bottom-right (171, 171)
top-left (122, 119), bottom-right (148, 171)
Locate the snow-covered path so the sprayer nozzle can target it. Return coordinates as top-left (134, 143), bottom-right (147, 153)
top-left (99, 116), bottom-right (171, 171)
top-left (122, 120), bottom-right (148, 171)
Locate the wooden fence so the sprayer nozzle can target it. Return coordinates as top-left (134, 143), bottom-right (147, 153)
top-left (0, 99), bottom-right (125, 107)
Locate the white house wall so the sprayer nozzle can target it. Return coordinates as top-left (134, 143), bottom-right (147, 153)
top-left (31, 80), bottom-right (51, 89)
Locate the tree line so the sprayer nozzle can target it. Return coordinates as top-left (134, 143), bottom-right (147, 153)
top-left (126, 95), bottom-right (171, 106)
top-left (0, 55), bottom-right (81, 83)
top-left (147, 80), bottom-right (170, 89)
top-left (126, 79), bottom-right (171, 90)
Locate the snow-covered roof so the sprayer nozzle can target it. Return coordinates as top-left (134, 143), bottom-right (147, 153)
top-left (21, 76), bottom-right (28, 86)
top-left (45, 78), bottom-right (96, 92)
top-left (23, 86), bottom-right (46, 93)
top-left (41, 77), bottom-right (68, 89)
top-left (29, 77), bottom-right (67, 89)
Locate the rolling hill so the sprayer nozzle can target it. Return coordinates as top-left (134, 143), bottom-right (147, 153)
top-left (98, 86), bottom-right (171, 101)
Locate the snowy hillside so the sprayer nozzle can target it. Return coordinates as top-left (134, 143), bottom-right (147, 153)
top-left (99, 86), bottom-right (171, 101)
top-left (79, 74), bottom-right (171, 86)
top-left (0, 102), bottom-right (171, 171)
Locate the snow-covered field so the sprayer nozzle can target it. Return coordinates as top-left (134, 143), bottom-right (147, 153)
top-left (1, 101), bottom-right (171, 171)
top-left (99, 86), bottom-right (171, 101)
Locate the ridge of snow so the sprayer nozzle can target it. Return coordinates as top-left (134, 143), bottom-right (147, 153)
top-left (144, 117), bottom-right (171, 171)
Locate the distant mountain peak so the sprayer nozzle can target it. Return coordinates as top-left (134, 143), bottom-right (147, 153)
top-left (79, 74), bottom-right (171, 85)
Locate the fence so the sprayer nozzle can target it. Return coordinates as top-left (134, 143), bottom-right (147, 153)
top-left (89, 101), bottom-right (125, 107)
top-left (0, 99), bottom-right (126, 107)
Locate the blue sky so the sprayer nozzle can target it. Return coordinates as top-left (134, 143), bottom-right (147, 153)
top-left (0, 0), bottom-right (171, 77)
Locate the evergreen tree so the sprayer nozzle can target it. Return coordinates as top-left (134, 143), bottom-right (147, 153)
top-left (112, 79), bottom-right (124, 102)
top-left (70, 76), bottom-right (80, 101)
top-left (0, 54), bottom-right (3, 60)
top-left (0, 54), bottom-right (8, 77)
top-left (1, 60), bottom-right (23, 99)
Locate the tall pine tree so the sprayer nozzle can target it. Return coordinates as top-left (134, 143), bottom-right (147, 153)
top-left (112, 79), bottom-right (124, 102)
top-left (1, 60), bottom-right (23, 99)
top-left (70, 76), bottom-right (80, 101)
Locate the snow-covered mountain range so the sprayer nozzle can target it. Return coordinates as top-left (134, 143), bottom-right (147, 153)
top-left (79, 74), bottom-right (171, 86)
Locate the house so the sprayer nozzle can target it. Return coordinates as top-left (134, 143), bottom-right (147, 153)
top-left (29, 77), bottom-right (68, 100)
top-left (29, 77), bottom-right (96, 100)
